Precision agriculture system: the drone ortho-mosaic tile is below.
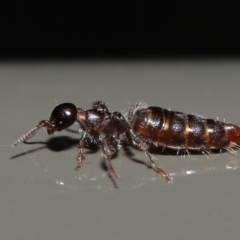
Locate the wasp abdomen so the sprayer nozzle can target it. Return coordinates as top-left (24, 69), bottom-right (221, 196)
top-left (130, 106), bottom-right (238, 150)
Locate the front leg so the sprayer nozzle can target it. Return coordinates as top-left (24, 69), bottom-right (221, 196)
top-left (102, 135), bottom-right (118, 178)
top-left (75, 130), bottom-right (101, 171)
top-left (75, 131), bottom-right (88, 171)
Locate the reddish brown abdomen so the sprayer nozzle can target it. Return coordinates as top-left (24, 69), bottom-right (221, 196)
top-left (130, 107), bottom-right (240, 150)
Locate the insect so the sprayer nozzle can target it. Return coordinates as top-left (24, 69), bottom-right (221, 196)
top-left (13, 101), bottom-right (240, 182)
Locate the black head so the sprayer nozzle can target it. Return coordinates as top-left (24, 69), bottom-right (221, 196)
top-left (47, 103), bottom-right (77, 134)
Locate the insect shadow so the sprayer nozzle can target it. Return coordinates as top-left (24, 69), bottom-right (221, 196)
top-left (11, 133), bottom-right (225, 166)
top-left (11, 134), bottom-right (146, 188)
top-left (10, 135), bottom-right (102, 160)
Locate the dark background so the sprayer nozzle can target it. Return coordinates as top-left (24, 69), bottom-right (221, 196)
top-left (1, 2), bottom-right (240, 59)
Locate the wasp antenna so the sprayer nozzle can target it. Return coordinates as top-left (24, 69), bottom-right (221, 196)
top-left (12, 120), bottom-right (50, 147)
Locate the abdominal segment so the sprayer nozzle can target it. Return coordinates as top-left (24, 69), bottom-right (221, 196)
top-left (130, 107), bottom-right (239, 151)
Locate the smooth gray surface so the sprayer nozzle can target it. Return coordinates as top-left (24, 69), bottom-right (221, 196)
top-left (1, 60), bottom-right (240, 240)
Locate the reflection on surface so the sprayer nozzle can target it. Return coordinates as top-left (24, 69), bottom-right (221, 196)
top-left (9, 135), bottom-right (240, 191)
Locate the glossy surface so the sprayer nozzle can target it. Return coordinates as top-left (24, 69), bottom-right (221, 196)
top-left (1, 61), bottom-right (240, 240)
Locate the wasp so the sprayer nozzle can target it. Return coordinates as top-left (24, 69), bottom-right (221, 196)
top-left (13, 101), bottom-right (240, 182)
